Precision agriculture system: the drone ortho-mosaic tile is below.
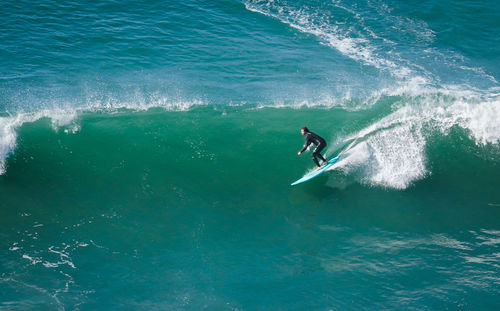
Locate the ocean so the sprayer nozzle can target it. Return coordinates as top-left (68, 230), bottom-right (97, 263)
top-left (1, 0), bottom-right (499, 310)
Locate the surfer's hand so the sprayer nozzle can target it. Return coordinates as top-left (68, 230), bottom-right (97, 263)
top-left (297, 151), bottom-right (301, 156)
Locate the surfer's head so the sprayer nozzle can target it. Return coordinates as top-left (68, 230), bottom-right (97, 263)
top-left (300, 127), bottom-right (309, 135)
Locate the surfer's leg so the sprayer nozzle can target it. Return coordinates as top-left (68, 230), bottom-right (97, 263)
top-left (311, 152), bottom-right (321, 167)
top-left (315, 143), bottom-right (327, 164)
top-left (311, 147), bottom-right (323, 167)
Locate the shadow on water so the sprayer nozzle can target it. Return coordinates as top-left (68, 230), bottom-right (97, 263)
top-left (288, 174), bottom-right (342, 205)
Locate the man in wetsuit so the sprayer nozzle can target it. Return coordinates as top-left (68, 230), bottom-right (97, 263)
top-left (297, 127), bottom-right (328, 170)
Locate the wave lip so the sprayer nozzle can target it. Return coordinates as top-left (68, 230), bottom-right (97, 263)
top-left (0, 95), bottom-right (212, 175)
top-left (1, 115), bottom-right (24, 175)
top-left (0, 109), bottom-right (79, 174)
top-left (1, 86), bottom-right (499, 191)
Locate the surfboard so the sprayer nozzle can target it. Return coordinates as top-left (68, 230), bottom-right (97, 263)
top-left (290, 156), bottom-right (340, 186)
top-left (291, 137), bottom-right (359, 186)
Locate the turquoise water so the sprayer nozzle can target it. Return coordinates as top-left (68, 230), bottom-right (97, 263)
top-left (1, 1), bottom-right (499, 310)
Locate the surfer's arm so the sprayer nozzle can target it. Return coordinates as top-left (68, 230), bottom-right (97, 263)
top-left (298, 140), bottom-right (311, 154)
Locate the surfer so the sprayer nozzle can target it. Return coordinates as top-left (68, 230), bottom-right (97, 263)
top-left (297, 127), bottom-right (328, 170)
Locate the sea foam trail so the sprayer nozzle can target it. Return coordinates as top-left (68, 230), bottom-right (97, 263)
top-left (244, 0), bottom-right (497, 88)
top-left (244, 0), bottom-right (409, 77)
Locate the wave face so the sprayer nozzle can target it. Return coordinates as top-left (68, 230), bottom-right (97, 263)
top-left (1, 0), bottom-right (499, 310)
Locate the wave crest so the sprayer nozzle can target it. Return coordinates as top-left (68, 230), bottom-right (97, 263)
top-left (328, 89), bottom-right (500, 189)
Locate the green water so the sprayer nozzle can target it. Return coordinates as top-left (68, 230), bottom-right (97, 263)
top-left (1, 107), bottom-right (499, 310)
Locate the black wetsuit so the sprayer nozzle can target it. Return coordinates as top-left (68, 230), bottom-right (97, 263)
top-left (300, 131), bottom-right (327, 167)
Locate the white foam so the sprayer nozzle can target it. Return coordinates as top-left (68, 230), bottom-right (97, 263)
top-left (22, 254), bottom-right (42, 265)
top-left (47, 246), bottom-right (76, 269)
top-left (0, 115), bottom-right (20, 174)
top-left (327, 88), bottom-right (500, 189)
top-left (447, 100), bottom-right (500, 145)
top-left (83, 91), bottom-right (207, 112)
top-left (328, 128), bottom-right (427, 189)
top-left (254, 92), bottom-right (359, 110)
top-left (45, 108), bottom-right (79, 132)
top-left (367, 125), bottom-right (426, 189)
